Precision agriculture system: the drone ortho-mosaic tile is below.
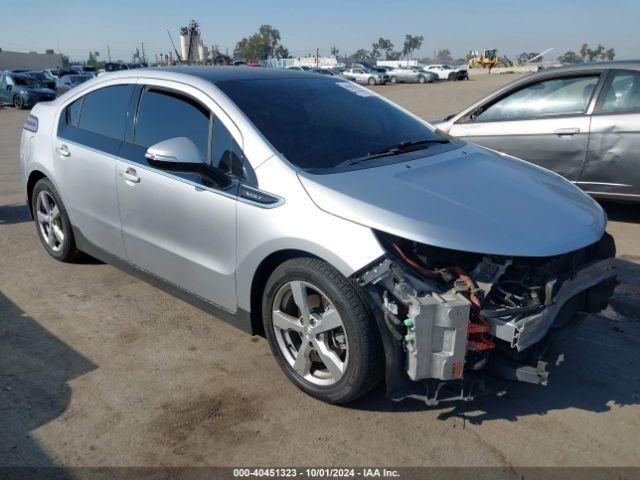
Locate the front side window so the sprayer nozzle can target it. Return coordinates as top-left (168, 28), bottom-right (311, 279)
top-left (597, 70), bottom-right (640, 113)
top-left (134, 88), bottom-right (210, 162)
top-left (475, 75), bottom-right (599, 122)
top-left (210, 119), bottom-right (245, 178)
top-left (217, 77), bottom-right (443, 170)
top-left (78, 85), bottom-right (133, 140)
top-left (66, 98), bottom-right (83, 127)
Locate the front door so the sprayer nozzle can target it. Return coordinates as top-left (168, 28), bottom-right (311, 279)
top-left (579, 69), bottom-right (640, 198)
top-left (449, 74), bottom-right (601, 181)
top-left (115, 85), bottom-right (239, 312)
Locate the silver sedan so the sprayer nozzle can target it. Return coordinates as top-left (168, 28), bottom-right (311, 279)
top-left (19, 67), bottom-right (616, 405)
top-left (434, 61), bottom-right (640, 202)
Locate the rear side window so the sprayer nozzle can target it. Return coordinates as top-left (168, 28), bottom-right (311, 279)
top-left (134, 88), bottom-right (210, 162)
top-left (475, 75), bottom-right (599, 122)
top-left (597, 70), bottom-right (640, 113)
top-left (78, 85), bottom-right (132, 140)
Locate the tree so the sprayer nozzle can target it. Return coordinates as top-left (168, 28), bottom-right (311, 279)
top-left (558, 51), bottom-right (583, 64)
top-left (586, 44), bottom-right (604, 61)
top-left (580, 43), bottom-right (589, 61)
top-left (274, 45), bottom-right (290, 59)
top-left (435, 48), bottom-right (453, 63)
top-left (234, 24), bottom-right (287, 62)
top-left (517, 52), bottom-right (541, 64)
top-left (387, 51), bottom-right (402, 61)
top-left (349, 49), bottom-right (371, 63)
top-left (372, 37), bottom-right (394, 60)
top-left (605, 48), bottom-right (616, 60)
top-left (402, 35), bottom-right (423, 59)
top-left (330, 45), bottom-right (340, 57)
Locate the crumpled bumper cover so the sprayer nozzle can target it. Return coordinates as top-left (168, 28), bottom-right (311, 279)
top-left (487, 257), bottom-right (616, 351)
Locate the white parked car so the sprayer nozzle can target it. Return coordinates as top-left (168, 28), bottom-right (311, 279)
top-left (425, 64), bottom-right (464, 81)
top-left (342, 68), bottom-right (386, 85)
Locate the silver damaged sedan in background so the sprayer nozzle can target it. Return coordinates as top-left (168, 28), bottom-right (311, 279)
top-left (20, 67), bottom-right (617, 405)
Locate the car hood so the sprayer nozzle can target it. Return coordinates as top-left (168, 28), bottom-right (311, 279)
top-left (297, 146), bottom-right (606, 257)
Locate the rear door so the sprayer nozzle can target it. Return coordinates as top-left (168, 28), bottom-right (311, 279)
top-left (579, 69), bottom-right (640, 198)
top-left (115, 82), bottom-right (242, 312)
top-left (54, 83), bottom-right (134, 257)
top-left (448, 73), bottom-right (602, 181)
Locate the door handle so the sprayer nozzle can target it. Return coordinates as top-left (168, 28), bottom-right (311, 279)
top-left (119, 168), bottom-right (140, 184)
top-left (554, 128), bottom-right (580, 137)
top-left (56, 145), bottom-right (71, 157)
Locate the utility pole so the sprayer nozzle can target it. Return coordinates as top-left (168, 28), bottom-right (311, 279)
top-left (316, 48), bottom-right (319, 67)
top-left (141, 42), bottom-right (146, 64)
top-left (107, 44), bottom-right (111, 62)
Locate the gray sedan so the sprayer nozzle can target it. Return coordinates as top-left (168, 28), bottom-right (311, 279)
top-left (434, 61), bottom-right (640, 202)
top-left (387, 67), bottom-right (435, 84)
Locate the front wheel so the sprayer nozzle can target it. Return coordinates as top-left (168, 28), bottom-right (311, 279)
top-left (367, 77), bottom-right (376, 85)
top-left (13, 95), bottom-right (25, 110)
top-left (389, 76), bottom-right (397, 84)
top-left (262, 258), bottom-right (383, 404)
top-left (448, 72), bottom-right (457, 81)
top-left (417, 75), bottom-right (426, 84)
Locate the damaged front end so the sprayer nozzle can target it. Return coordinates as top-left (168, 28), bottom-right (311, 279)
top-left (355, 230), bottom-right (618, 406)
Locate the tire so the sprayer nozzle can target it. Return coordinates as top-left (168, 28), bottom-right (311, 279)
top-left (417, 75), bottom-right (426, 84)
top-left (262, 257), bottom-right (383, 404)
top-left (13, 95), bottom-right (25, 110)
top-left (448, 72), bottom-right (457, 81)
top-left (389, 76), bottom-right (397, 84)
top-left (31, 178), bottom-right (80, 262)
top-left (367, 77), bottom-right (376, 86)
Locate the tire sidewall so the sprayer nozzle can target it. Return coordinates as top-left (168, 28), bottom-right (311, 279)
top-left (31, 178), bottom-right (76, 261)
top-left (14, 95), bottom-right (24, 110)
top-left (262, 259), bottom-right (376, 403)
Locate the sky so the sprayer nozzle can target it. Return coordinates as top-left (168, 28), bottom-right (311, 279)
top-left (3, 0), bottom-right (640, 62)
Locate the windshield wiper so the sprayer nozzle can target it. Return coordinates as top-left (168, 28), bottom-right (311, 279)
top-left (336, 138), bottom-right (450, 168)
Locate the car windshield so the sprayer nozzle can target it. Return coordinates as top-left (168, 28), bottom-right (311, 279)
top-left (69, 75), bottom-right (90, 84)
top-left (217, 77), bottom-right (444, 170)
top-left (14, 76), bottom-right (41, 87)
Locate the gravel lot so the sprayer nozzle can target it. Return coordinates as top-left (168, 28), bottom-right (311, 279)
top-left (1, 73), bottom-right (639, 468)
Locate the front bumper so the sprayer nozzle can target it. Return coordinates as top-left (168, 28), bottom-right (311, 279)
top-left (486, 257), bottom-right (616, 351)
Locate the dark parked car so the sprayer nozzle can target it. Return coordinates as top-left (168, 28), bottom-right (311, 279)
top-left (26, 71), bottom-right (57, 89)
top-left (56, 74), bottom-right (91, 94)
top-left (0, 72), bottom-right (56, 109)
top-left (105, 62), bottom-right (129, 72)
top-left (435, 61), bottom-right (640, 201)
top-left (312, 68), bottom-right (336, 75)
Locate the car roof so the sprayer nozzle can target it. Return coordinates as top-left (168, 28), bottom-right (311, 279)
top-left (537, 60), bottom-right (640, 74)
top-left (140, 66), bottom-right (321, 83)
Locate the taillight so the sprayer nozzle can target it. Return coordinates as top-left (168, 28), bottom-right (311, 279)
top-left (23, 115), bottom-right (38, 133)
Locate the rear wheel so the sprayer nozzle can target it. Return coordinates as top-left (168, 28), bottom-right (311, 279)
top-left (262, 258), bottom-right (383, 404)
top-left (13, 95), bottom-right (25, 110)
top-left (31, 178), bottom-right (80, 262)
top-left (417, 75), bottom-right (426, 84)
top-left (367, 77), bottom-right (376, 85)
top-left (389, 76), bottom-right (397, 84)
top-left (448, 72), bottom-right (457, 81)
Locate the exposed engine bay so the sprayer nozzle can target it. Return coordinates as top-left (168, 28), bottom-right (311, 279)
top-left (355, 230), bottom-right (618, 405)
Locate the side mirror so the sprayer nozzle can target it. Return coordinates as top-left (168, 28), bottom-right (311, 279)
top-left (144, 137), bottom-right (204, 168)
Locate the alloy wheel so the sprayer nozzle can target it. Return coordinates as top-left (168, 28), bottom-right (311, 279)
top-left (36, 191), bottom-right (64, 252)
top-left (271, 280), bottom-right (349, 386)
